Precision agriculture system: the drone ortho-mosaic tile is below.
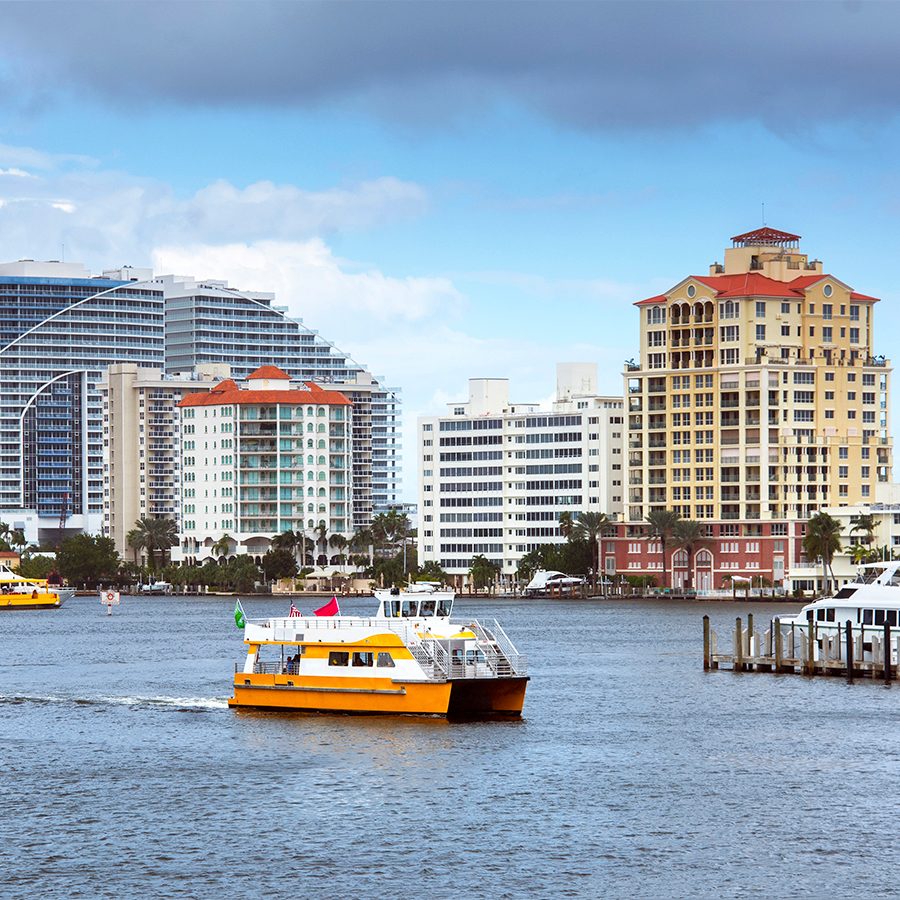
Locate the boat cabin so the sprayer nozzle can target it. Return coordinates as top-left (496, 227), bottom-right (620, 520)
top-left (377, 594), bottom-right (453, 618)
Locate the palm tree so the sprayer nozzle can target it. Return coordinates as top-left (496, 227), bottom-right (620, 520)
top-left (315, 522), bottom-right (329, 566)
top-left (329, 534), bottom-right (348, 571)
top-left (371, 509), bottom-right (410, 557)
top-left (558, 511), bottom-right (574, 539)
top-left (349, 529), bottom-right (374, 570)
top-left (646, 509), bottom-right (681, 589)
top-left (850, 543), bottom-right (872, 566)
top-left (211, 533), bottom-right (232, 561)
top-left (128, 517), bottom-right (178, 570)
top-left (850, 513), bottom-right (877, 548)
top-left (803, 512), bottom-right (843, 595)
top-left (671, 519), bottom-right (704, 590)
top-left (126, 527), bottom-right (146, 565)
top-left (571, 511), bottom-right (610, 592)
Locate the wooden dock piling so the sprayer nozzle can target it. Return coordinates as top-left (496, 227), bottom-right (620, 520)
top-left (704, 616), bottom-right (899, 683)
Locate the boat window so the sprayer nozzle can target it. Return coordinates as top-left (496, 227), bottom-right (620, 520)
top-left (419, 599), bottom-right (436, 617)
top-left (888, 611), bottom-right (898, 627)
top-left (328, 651), bottom-right (350, 666)
top-left (889, 574), bottom-right (900, 587)
top-left (863, 609), bottom-right (874, 625)
top-left (376, 652), bottom-right (395, 668)
top-left (352, 652), bottom-right (374, 667)
top-left (835, 588), bottom-right (857, 599)
top-left (402, 600), bottom-right (419, 617)
top-left (436, 599), bottom-right (452, 617)
top-left (826, 608), bottom-right (835, 622)
top-left (816, 609), bottom-right (826, 622)
top-left (875, 610), bottom-right (886, 626)
top-left (465, 649), bottom-right (486, 665)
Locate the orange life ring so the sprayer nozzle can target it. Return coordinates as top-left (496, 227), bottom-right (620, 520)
top-left (105, 591), bottom-right (115, 603)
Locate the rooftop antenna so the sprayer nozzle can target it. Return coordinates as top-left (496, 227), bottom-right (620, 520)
top-left (762, 202), bottom-right (766, 226)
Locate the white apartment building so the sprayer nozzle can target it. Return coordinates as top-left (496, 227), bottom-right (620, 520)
top-left (178, 366), bottom-right (353, 563)
top-left (100, 362), bottom-right (230, 560)
top-left (417, 364), bottom-right (625, 583)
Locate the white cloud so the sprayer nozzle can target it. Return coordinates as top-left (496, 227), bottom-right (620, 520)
top-left (0, 167), bottom-right (34, 178)
top-left (152, 239), bottom-right (462, 338)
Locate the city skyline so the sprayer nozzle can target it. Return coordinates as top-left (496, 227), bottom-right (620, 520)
top-left (2, 2), bottom-right (900, 501)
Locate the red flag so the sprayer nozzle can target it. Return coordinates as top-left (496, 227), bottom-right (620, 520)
top-left (314, 596), bottom-right (340, 617)
top-left (288, 603), bottom-right (302, 617)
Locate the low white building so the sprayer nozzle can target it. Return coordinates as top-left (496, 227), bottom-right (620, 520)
top-left (788, 484), bottom-right (900, 592)
top-left (178, 365), bottom-right (353, 563)
top-left (417, 363), bottom-right (625, 585)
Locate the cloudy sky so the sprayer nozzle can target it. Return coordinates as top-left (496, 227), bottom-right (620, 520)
top-left (1, 0), bottom-right (900, 499)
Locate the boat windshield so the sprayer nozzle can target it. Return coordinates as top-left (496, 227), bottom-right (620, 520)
top-left (858, 567), bottom-right (888, 584)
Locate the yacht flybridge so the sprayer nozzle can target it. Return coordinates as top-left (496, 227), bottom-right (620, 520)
top-left (781, 561), bottom-right (900, 662)
top-left (228, 588), bottom-right (529, 717)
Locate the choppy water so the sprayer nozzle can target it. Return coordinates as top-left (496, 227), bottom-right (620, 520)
top-left (1, 594), bottom-right (898, 898)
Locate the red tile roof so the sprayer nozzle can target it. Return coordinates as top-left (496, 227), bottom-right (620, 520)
top-left (636, 273), bottom-right (879, 305)
top-left (178, 378), bottom-right (351, 407)
top-left (247, 365), bottom-right (291, 380)
top-left (731, 226), bottom-right (801, 244)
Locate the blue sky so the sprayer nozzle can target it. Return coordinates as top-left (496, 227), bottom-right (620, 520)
top-left (1, 1), bottom-right (899, 499)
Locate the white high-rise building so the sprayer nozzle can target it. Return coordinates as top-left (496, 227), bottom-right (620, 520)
top-left (161, 274), bottom-right (401, 528)
top-left (417, 364), bottom-right (625, 584)
top-left (177, 366), bottom-right (353, 563)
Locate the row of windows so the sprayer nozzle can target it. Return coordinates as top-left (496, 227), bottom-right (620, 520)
top-left (438, 451), bottom-right (503, 461)
top-left (438, 436), bottom-right (503, 447)
top-left (438, 512), bottom-right (503, 522)
top-left (439, 419), bottom-right (502, 431)
top-left (328, 651), bottom-right (395, 668)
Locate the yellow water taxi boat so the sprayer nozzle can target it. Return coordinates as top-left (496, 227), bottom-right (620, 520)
top-left (0, 566), bottom-right (73, 610)
top-left (228, 589), bottom-right (529, 716)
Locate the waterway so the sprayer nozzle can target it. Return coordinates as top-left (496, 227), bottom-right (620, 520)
top-left (1, 594), bottom-right (898, 898)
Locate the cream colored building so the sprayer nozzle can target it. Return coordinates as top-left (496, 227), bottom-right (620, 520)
top-left (100, 363), bottom-right (230, 560)
top-left (620, 227), bottom-right (893, 588)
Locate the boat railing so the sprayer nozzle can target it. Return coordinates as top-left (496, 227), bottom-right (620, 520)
top-left (467, 619), bottom-right (528, 677)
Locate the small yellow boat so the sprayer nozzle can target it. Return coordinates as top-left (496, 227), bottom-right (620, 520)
top-left (0, 566), bottom-right (72, 610)
top-left (229, 589), bottom-right (529, 717)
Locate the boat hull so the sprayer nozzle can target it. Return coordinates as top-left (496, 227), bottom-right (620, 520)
top-left (0, 594), bottom-right (62, 610)
top-left (228, 673), bottom-right (528, 717)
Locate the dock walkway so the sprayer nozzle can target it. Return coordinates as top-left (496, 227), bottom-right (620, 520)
top-left (703, 613), bottom-right (899, 682)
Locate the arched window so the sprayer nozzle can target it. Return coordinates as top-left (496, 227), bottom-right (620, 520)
top-left (317, 423), bottom-right (326, 433)
top-left (317, 455), bottom-right (326, 465)
top-left (673, 549), bottom-right (688, 567)
top-left (317, 407), bottom-right (325, 417)
top-left (318, 487), bottom-right (326, 497)
top-left (307, 487), bottom-right (314, 496)
top-left (307, 503), bottom-right (314, 513)
top-left (307, 455), bottom-right (314, 465)
top-left (318, 504), bottom-right (326, 513)
top-left (696, 549), bottom-right (713, 565)
top-left (318, 472), bottom-right (326, 481)
top-left (307, 439), bottom-right (313, 448)
top-left (308, 471), bottom-right (314, 481)
top-left (307, 423), bottom-right (314, 432)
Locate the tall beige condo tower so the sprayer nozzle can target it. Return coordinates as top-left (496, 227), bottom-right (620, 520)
top-left (620, 228), bottom-right (893, 587)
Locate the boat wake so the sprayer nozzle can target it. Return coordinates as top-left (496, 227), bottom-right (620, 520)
top-left (0, 693), bottom-right (228, 712)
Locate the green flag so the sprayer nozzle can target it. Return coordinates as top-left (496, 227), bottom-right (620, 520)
top-left (234, 599), bottom-right (246, 629)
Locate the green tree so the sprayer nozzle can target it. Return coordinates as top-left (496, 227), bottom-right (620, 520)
top-left (646, 508), bottom-right (681, 590)
top-left (469, 554), bottom-right (499, 594)
top-left (417, 560), bottom-right (448, 584)
top-left (315, 522), bottom-right (329, 566)
top-left (221, 556), bottom-right (260, 592)
top-left (17, 555), bottom-right (58, 580)
top-left (671, 519), bottom-right (705, 590)
top-left (261, 548), bottom-right (299, 582)
top-left (803, 512), bottom-right (843, 595)
top-left (329, 533), bottom-right (348, 569)
top-left (127, 517), bottom-right (178, 570)
top-left (850, 513), bottom-right (877, 547)
top-left (558, 511), bottom-right (574, 539)
top-left (371, 509), bottom-right (410, 555)
top-left (211, 533), bottom-right (232, 561)
top-left (571, 511), bottom-right (610, 591)
top-left (57, 534), bottom-right (121, 588)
